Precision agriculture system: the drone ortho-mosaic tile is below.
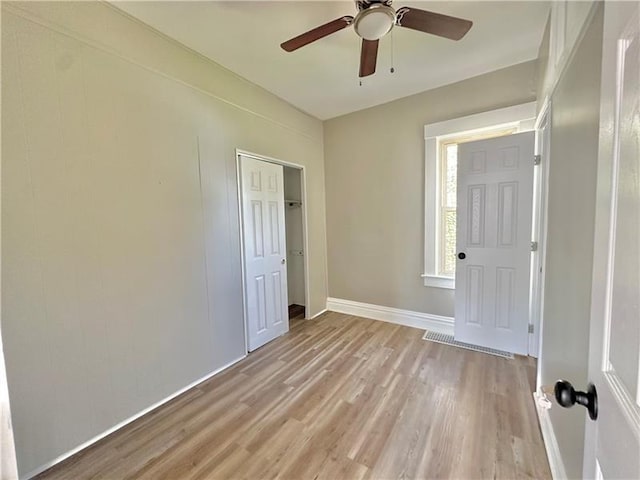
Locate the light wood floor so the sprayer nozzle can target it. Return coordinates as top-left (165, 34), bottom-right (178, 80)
top-left (38, 312), bottom-right (551, 479)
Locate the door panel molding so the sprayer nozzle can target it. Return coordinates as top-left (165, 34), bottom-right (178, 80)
top-left (239, 155), bottom-right (288, 351)
top-left (454, 132), bottom-right (534, 355)
top-left (583, 3), bottom-right (640, 477)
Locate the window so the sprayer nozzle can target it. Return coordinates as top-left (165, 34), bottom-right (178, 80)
top-left (440, 141), bottom-right (458, 277)
top-left (423, 103), bottom-right (537, 289)
top-left (437, 128), bottom-right (518, 278)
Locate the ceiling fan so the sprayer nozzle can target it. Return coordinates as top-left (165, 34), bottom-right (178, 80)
top-left (280, 0), bottom-right (473, 78)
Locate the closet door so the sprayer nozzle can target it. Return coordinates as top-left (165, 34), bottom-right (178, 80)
top-left (239, 155), bottom-right (289, 351)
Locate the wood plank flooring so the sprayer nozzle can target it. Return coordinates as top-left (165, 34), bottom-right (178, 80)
top-left (37, 312), bottom-right (551, 479)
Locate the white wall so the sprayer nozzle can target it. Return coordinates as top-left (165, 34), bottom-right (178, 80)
top-left (284, 167), bottom-right (305, 307)
top-left (1, 2), bottom-right (327, 476)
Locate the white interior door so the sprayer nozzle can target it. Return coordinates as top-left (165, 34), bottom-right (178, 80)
top-left (239, 155), bottom-right (289, 352)
top-left (583, 3), bottom-right (639, 478)
top-left (454, 132), bottom-right (534, 355)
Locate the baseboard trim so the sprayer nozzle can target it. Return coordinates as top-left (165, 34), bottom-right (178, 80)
top-left (534, 392), bottom-right (568, 480)
top-left (22, 355), bottom-right (246, 480)
top-left (326, 297), bottom-right (454, 335)
top-left (307, 307), bottom-right (328, 320)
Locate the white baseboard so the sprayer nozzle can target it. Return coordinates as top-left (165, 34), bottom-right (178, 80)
top-left (326, 297), bottom-right (454, 335)
top-left (22, 355), bottom-right (246, 480)
top-left (307, 307), bottom-right (328, 320)
top-left (534, 392), bottom-right (568, 480)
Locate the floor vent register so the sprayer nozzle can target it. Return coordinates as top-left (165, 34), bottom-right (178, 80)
top-left (422, 331), bottom-right (514, 359)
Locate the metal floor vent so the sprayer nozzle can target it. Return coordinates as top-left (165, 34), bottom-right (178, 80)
top-left (422, 331), bottom-right (514, 359)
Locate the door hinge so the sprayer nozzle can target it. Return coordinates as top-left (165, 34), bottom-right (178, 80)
top-left (534, 154), bottom-right (541, 166)
top-left (531, 241), bottom-right (538, 252)
top-left (528, 324), bottom-right (534, 334)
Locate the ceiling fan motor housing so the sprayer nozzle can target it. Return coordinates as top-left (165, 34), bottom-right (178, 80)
top-left (356, 0), bottom-right (394, 11)
top-left (353, 4), bottom-right (396, 41)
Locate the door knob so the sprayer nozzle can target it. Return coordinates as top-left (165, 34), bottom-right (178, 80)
top-left (554, 380), bottom-right (598, 421)
top-left (281, 258), bottom-right (286, 265)
top-left (458, 252), bottom-right (466, 260)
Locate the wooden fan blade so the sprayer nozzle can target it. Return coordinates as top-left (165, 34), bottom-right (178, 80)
top-left (281, 16), bottom-right (354, 52)
top-left (396, 7), bottom-right (472, 40)
top-left (359, 39), bottom-right (379, 77)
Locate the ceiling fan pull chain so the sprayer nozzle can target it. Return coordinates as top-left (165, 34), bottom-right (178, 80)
top-left (390, 29), bottom-right (395, 73)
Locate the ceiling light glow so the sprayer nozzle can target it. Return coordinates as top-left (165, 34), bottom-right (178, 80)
top-left (354, 6), bottom-right (395, 41)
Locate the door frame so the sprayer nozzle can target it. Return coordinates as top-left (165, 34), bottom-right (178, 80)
top-left (235, 149), bottom-right (311, 354)
top-left (530, 98), bottom-right (552, 362)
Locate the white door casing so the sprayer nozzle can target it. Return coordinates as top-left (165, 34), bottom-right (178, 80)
top-left (583, 2), bottom-right (640, 478)
top-left (239, 155), bottom-right (289, 352)
top-left (530, 102), bottom-right (551, 360)
top-left (454, 132), bottom-right (535, 355)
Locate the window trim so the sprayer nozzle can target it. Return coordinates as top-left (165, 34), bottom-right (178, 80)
top-left (422, 102), bottom-right (537, 289)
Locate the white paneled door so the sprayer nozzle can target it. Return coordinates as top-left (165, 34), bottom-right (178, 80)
top-left (583, 2), bottom-right (639, 478)
top-left (454, 132), bottom-right (534, 355)
top-left (239, 155), bottom-right (289, 352)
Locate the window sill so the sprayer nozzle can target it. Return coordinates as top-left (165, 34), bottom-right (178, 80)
top-left (421, 275), bottom-right (455, 290)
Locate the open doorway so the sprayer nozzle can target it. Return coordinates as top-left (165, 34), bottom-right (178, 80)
top-left (283, 166), bottom-right (306, 323)
top-left (423, 103), bottom-right (539, 355)
top-left (236, 150), bottom-right (310, 352)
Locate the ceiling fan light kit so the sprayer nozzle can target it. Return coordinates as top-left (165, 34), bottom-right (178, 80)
top-left (353, 5), bottom-right (396, 41)
top-left (280, 0), bottom-right (473, 78)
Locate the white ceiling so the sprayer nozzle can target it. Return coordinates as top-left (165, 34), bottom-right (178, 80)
top-left (114, 1), bottom-right (550, 120)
